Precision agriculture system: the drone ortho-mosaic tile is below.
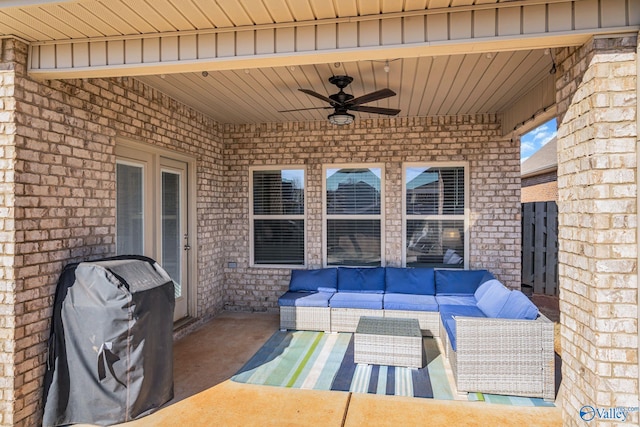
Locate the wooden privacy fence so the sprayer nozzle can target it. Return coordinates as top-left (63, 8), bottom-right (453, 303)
top-left (522, 201), bottom-right (558, 296)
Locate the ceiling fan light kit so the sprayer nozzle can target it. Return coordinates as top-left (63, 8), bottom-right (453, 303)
top-left (280, 75), bottom-right (400, 125)
top-left (328, 112), bottom-right (355, 125)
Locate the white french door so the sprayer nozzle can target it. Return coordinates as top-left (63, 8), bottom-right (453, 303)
top-left (116, 145), bottom-right (193, 322)
top-left (160, 159), bottom-right (189, 321)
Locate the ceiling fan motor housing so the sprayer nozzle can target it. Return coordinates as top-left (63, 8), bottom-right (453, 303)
top-left (328, 75), bottom-right (353, 89)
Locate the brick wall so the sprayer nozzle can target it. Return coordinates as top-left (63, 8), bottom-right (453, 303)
top-left (521, 180), bottom-right (558, 203)
top-left (223, 116), bottom-right (522, 311)
top-left (1, 39), bottom-right (225, 426)
top-left (556, 36), bottom-right (639, 425)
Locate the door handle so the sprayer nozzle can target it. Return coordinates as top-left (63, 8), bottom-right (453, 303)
top-left (184, 233), bottom-right (191, 251)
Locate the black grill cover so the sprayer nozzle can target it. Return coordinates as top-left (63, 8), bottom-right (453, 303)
top-left (43, 255), bottom-right (175, 426)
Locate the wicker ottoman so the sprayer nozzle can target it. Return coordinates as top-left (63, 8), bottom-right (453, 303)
top-left (354, 316), bottom-right (424, 368)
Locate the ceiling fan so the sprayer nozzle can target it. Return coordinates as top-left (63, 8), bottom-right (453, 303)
top-left (280, 75), bottom-right (401, 125)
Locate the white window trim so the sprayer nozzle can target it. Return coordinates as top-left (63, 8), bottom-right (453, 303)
top-left (322, 163), bottom-right (386, 268)
top-left (402, 161), bottom-right (469, 269)
top-left (249, 165), bottom-right (307, 268)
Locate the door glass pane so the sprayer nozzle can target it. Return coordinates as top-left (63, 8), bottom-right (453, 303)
top-left (162, 171), bottom-right (181, 297)
top-left (116, 163), bottom-right (144, 255)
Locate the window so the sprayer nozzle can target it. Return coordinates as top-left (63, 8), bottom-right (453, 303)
top-left (324, 165), bottom-right (384, 267)
top-left (250, 167), bottom-right (305, 266)
top-left (404, 163), bottom-right (467, 268)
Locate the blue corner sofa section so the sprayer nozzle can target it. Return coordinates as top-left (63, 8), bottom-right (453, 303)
top-left (278, 266), bottom-right (555, 400)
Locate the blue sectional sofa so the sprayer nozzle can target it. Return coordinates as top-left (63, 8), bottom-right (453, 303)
top-left (278, 266), bottom-right (555, 400)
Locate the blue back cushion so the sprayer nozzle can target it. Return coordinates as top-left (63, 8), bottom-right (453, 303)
top-left (435, 269), bottom-right (490, 295)
top-left (289, 268), bottom-right (338, 292)
top-left (385, 267), bottom-right (435, 295)
top-left (496, 291), bottom-right (539, 320)
top-left (474, 279), bottom-right (506, 302)
top-left (476, 281), bottom-right (512, 317)
top-left (337, 267), bottom-right (385, 293)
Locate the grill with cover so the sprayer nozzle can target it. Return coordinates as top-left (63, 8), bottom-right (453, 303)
top-left (43, 255), bottom-right (176, 426)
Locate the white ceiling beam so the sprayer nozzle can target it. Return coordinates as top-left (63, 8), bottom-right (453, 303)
top-left (27, 0), bottom-right (639, 79)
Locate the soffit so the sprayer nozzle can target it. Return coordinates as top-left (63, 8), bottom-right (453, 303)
top-left (0, 0), bottom-right (514, 41)
top-left (135, 50), bottom-right (554, 124)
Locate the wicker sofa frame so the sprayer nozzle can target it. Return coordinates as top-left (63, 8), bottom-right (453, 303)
top-left (279, 306), bottom-right (331, 332)
top-left (280, 306), bottom-right (440, 336)
top-left (439, 313), bottom-right (555, 400)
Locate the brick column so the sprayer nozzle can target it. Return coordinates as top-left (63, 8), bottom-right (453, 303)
top-left (556, 35), bottom-right (639, 425)
top-left (0, 38), bottom-right (17, 427)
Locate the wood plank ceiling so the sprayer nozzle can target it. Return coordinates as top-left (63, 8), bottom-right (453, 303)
top-left (0, 1), bottom-right (596, 124)
top-left (133, 50), bottom-right (553, 124)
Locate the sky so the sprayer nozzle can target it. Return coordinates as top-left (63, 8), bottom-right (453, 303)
top-left (520, 118), bottom-right (557, 162)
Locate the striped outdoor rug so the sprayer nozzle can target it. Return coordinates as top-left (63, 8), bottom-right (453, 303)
top-left (231, 330), bottom-right (453, 399)
top-left (231, 330), bottom-right (554, 407)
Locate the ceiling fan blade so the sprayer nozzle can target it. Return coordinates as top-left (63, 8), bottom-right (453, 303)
top-left (349, 105), bottom-right (401, 116)
top-left (299, 89), bottom-right (334, 105)
top-left (278, 106), bottom-right (333, 113)
top-left (346, 88), bottom-right (396, 107)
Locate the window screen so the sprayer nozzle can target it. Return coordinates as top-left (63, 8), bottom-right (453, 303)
top-left (405, 165), bottom-right (466, 268)
top-left (326, 167), bottom-right (382, 266)
top-left (251, 169), bottom-right (305, 265)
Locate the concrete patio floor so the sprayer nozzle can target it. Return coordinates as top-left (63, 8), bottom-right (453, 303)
top-left (118, 311), bottom-right (562, 427)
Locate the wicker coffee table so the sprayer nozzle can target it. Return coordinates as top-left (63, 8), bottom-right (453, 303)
top-left (354, 316), bottom-right (424, 368)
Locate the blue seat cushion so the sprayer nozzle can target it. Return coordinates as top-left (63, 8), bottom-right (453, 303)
top-left (289, 268), bottom-right (338, 292)
top-left (435, 295), bottom-right (477, 307)
top-left (385, 267), bottom-right (435, 295)
top-left (442, 317), bottom-right (458, 351)
top-left (439, 304), bottom-right (486, 321)
top-left (496, 291), bottom-right (539, 320)
top-left (337, 267), bottom-right (385, 293)
top-left (476, 281), bottom-right (512, 318)
top-left (383, 293), bottom-right (438, 311)
top-left (439, 305), bottom-right (486, 352)
top-left (278, 291), bottom-right (333, 307)
top-left (329, 292), bottom-right (383, 309)
top-left (435, 269), bottom-right (490, 295)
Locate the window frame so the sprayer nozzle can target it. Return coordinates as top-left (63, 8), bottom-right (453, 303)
top-left (402, 161), bottom-right (469, 269)
top-left (249, 165), bottom-right (307, 268)
top-left (322, 163), bottom-right (385, 268)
